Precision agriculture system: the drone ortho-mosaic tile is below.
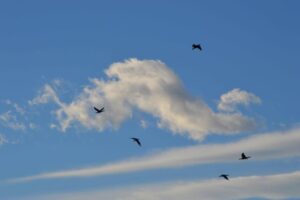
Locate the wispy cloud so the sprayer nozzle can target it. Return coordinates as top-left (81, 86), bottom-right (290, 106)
top-left (28, 123), bottom-right (37, 130)
top-left (8, 127), bottom-right (300, 183)
top-left (30, 58), bottom-right (260, 140)
top-left (140, 119), bottom-right (148, 129)
top-left (0, 100), bottom-right (37, 132)
top-left (28, 84), bottom-right (62, 106)
top-left (218, 88), bottom-right (261, 112)
top-left (0, 134), bottom-right (9, 145)
top-left (23, 171), bottom-right (300, 200)
top-left (0, 111), bottom-right (26, 131)
top-left (4, 100), bottom-right (26, 115)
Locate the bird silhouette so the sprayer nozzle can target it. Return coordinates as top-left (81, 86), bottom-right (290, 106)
top-left (239, 152), bottom-right (251, 160)
top-left (93, 106), bottom-right (104, 114)
top-left (131, 137), bottom-right (141, 147)
top-left (192, 43), bottom-right (202, 51)
top-left (219, 174), bottom-right (229, 180)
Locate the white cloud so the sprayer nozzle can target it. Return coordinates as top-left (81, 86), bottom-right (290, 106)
top-left (28, 84), bottom-right (62, 106)
top-left (8, 127), bottom-right (300, 183)
top-left (2, 100), bottom-right (37, 131)
top-left (4, 100), bottom-right (26, 115)
top-left (0, 111), bottom-right (26, 131)
top-left (23, 171), bottom-right (300, 200)
top-left (30, 59), bottom-right (259, 140)
top-left (218, 88), bottom-right (261, 112)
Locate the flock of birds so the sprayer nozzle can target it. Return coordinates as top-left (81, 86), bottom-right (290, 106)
top-left (220, 153), bottom-right (251, 180)
top-left (92, 43), bottom-right (251, 181)
top-left (93, 106), bottom-right (142, 147)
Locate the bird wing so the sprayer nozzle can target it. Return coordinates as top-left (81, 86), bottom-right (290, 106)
top-left (131, 138), bottom-right (141, 146)
top-left (94, 107), bottom-right (100, 112)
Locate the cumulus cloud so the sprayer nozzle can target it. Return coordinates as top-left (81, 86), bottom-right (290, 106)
top-left (218, 88), bottom-right (261, 112)
top-left (23, 171), bottom-right (300, 200)
top-left (30, 59), bottom-right (260, 140)
top-left (9, 127), bottom-right (300, 183)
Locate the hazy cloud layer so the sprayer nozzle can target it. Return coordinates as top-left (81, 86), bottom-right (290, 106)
top-left (9, 127), bottom-right (300, 183)
top-left (24, 171), bottom-right (300, 200)
top-left (30, 58), bottom-right (260, 140)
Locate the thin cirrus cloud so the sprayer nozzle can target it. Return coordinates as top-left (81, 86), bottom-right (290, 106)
top-left (29, 58), bottom-right (260, 140)
top-left (23, 170), bottom-right (300, 200)
top-left (8, 127), bottom-right (300, 183)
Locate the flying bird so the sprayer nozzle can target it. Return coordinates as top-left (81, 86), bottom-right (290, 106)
top-left (219, 174), bottom-right (229, 180)
top-left (239, 152), bottom-right (251, 160)
top-left (131, 137), bottom-right (142, 147)
top-left (93, 106), bottom-right (104, 114)
top-left (192, 43), bottom-right (202, 51)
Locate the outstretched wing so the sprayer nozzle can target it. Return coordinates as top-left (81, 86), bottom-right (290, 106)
top-left (94, 107), bottom-right (100, 112)
top-left (94, 107), bottom-right (104, 113)
top-left (198, 44), bottom-right (202, 50)
top-left (136, 139), bottom-right (141, 146)
top-left (131, 138), bottom-right (141, 146)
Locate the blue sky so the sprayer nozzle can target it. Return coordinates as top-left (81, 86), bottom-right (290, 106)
top-left (0, 1), bottom-right (300, 199)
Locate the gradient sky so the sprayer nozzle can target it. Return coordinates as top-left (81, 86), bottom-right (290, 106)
top-left (0, 1), bottom-right (300, 200)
